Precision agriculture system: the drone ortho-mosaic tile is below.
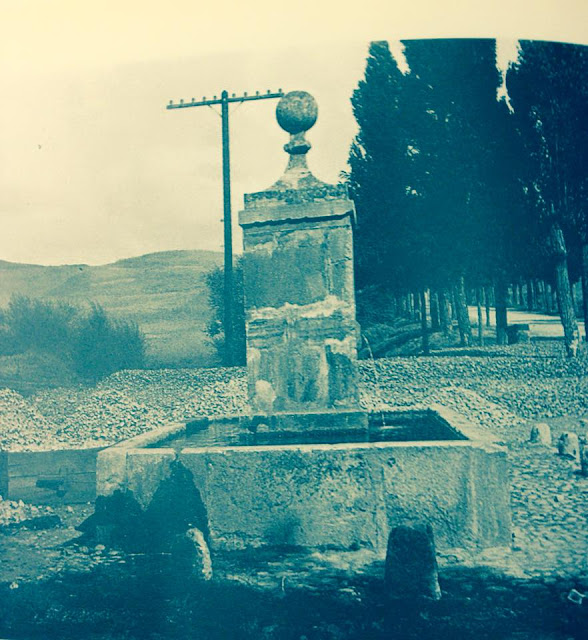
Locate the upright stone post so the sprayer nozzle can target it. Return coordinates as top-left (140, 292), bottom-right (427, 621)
top-left (238, 91), bottom-right (365, 432)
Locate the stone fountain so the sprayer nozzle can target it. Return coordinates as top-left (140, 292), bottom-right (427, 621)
top-left (96, 91), bottom-right (511, 555)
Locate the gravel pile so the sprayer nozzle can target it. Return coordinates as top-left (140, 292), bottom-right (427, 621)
top-left (0, 389), bottom-right (60, 450)
top-left (362, 344), bottom-right (588, 426)
top-left (0, 342), bottom-right (586, 451)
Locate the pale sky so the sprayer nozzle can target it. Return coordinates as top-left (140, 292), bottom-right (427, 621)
top-left (2, 0), bottom-right (588, 266)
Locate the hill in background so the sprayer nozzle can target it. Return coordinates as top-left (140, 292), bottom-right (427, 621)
top-left (0, 250), bottom-right (222, 368)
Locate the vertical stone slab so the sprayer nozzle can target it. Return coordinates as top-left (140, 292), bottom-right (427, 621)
top-left (238, 91), bottom-right (363, 428)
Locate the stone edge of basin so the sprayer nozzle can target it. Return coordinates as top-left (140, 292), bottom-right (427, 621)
top-left (428, 404), bottom-right (506, 451)
top-left (100, 404), bottom-right (507, 457)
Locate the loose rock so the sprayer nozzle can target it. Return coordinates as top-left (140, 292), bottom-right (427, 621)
top-left (529, 422), bottom-right (552, 446)
top-left (557, 432), bottom-right (580, 461)
top-left (580, 442), bottom-right (588, 477)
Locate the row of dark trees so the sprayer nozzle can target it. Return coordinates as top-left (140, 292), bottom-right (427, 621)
top-left (348, 39), bottom-right (588, 355)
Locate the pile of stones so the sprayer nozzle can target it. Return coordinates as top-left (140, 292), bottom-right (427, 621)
top-left (0, 341), bottom-right (586, 451)
top-left (0, 495), bottom-right (58, 528)
top-left (0, 389), bottom-right (58, 450)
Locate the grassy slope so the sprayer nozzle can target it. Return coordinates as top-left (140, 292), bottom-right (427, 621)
top-left (0, 250), bottom-right (222, 368)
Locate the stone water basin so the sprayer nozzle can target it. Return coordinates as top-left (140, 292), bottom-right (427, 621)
top-left (96, 405), bottom-right (511, 554)
top-left (150, 408), bottom-right (468, 450)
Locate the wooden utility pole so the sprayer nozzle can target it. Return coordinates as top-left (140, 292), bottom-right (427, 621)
top-left (167, 89), bottom-right (284, 365)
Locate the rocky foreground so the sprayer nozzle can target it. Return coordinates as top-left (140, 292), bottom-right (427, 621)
top-left (0, 341), bottom-right (587, 638)
top-left (0, 341), bottom-right (585, 451)
top-left (1, 342), bottom-right (588, 578)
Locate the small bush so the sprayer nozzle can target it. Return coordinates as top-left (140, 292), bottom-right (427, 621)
top-left (3, 296), bottom-right (77, 356)
top-left (0, 296), bottom-right (146, 385)
top-left (73, 304), bottom-right (145, 382)
top-left (204, 260), bottom-right (246, 366)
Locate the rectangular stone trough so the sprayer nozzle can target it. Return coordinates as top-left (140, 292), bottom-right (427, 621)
top-left (96, 406), bottom-right (511, 554)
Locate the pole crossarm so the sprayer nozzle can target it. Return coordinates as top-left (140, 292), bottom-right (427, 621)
top-left (167, 90), bottom-right (284, 110)
top-left (165, 87), bottom-right (284, 366)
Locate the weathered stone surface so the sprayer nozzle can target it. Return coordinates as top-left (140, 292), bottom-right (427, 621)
top-left (81, 460), bottom-right (210, 559)
top-left (275, 90), bottom-right (318, 135)
top-left (173, 437), bottom-right (510, 553)
top-left (240, 211), bottom-right (360, 416)
top-left (124, 449), bottom-right (176, 509)
top-left (529, 423), bottom-right (552, 446)
top-left (557, 432), bottom-right (580, 461)
top-left (96, 448), bottom-right (128, 497)
top-left (385, 522), bottom-right (441, 600)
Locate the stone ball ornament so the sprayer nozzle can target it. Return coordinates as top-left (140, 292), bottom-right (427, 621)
top-left (276, 91), bottom-right (318, 134)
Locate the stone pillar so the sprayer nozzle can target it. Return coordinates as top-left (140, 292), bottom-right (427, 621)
top-left (238, 91), bottom-right (365, 431)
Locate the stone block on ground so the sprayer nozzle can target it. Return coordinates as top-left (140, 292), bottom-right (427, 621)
top-left (506, 324), bottom-right (531, 345)
top-left (385, 521), bottom-right (441, 601)
top-left (529, 423), bottom-right (552, 446)
top-left (580, 442), bottom-right (588, 477)
top-left (557, 432), bottom-right (580, 461)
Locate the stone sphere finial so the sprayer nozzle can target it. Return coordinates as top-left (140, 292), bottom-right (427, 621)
top-left (276, 91), bottom-right (318, 135)
top-left (266, 90), bottom-right (327, 190)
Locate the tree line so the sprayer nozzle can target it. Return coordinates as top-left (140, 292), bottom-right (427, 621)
top-left (348, 39), bottom-right (588, 356)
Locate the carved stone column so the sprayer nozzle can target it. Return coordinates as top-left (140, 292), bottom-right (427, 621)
top-left (238, 91), bottom-right (365, 431)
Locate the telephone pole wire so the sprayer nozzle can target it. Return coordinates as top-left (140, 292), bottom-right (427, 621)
top-left (167, 88), bottom-right (284, 365)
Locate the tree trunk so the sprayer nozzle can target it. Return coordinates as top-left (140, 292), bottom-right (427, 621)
top-left (414, 291), bottom-right (422, 322)
top-left (550, 224), bottom-right (579, 357)
top-left (582, 243), bottom-right (588, 342)
top-left (389, 294), bottom-right (399, 321)
top-left (484, 286), bottom-right (492, 326)
top-left (420, 289), bottom-right (430, 355)
top-left (439, 289), bottom-right (452, 335)
top-left (476, 287), bottom-right (484, 346)
top-left (453, 276), bottom-right (472, 347)
top-left (546, 283), bottom-right (553, 313)
top-left (430, 290), bottom-right (440, 331)
top-left (529, 279), bottom-right (536, 311)
top-left (537, 280), bottom-right (546, 312)
top-left (495, 277), bottom-right (508, 346)
top-left (400, 294), bottom-right (409, 318)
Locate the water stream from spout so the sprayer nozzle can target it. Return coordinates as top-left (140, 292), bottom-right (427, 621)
top-left (186, 527), bottom-right (213, 580)
top-left (361, 333), bottom-right (387, 428)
